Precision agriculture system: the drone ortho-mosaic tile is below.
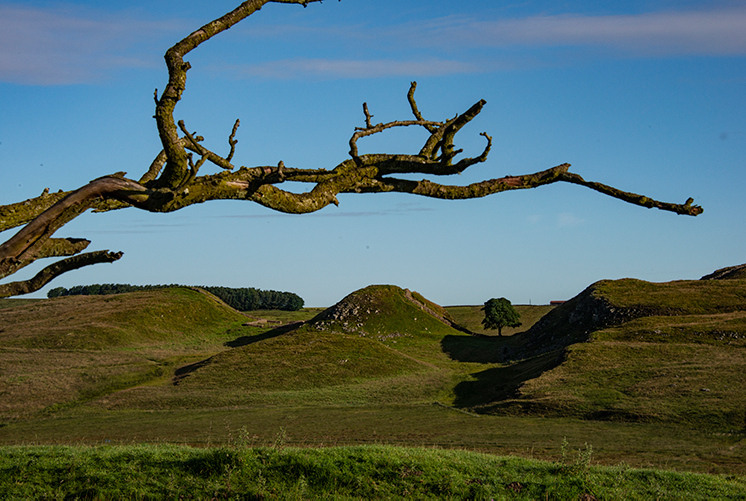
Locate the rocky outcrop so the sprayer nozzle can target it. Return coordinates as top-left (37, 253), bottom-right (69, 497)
top-left (308, 284), bottom-right (468, 336)
top-left (310, 289), bottom-right (381, 328)
top-left (701, 263), bottom-right (746, 281)
top-left (509, 281), bottom-right (676, 361)
top-left (402, 289), bottom-right (467, 332)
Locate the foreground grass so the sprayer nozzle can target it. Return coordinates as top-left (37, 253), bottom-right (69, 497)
top-left (3, 405), bottom-right (744, 476)
top-left (2, 444), bottom-right (745, 500)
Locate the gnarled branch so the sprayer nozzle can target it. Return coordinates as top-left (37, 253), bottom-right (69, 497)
top-left (0, 250), bottom-right (122, 298)
top-left (0, 0), bottom-right (702, 297)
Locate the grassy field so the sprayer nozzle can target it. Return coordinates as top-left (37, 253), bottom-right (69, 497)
top-left (2, 443), bottom-right (745, 500)
top-left (0, 298), bottom-right (43, 310)
top-left (1, 279), bottom-right (745, 489)
top-left (2, 405), bottom-right (744, 475)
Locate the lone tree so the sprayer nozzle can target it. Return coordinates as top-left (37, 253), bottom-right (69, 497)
top-left (0, 0), bottom-right (703, 298)
top-left (482, 298), bottom-right (522, 337)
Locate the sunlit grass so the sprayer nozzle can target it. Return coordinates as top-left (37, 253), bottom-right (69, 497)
top-left (1, 278), bottom-right (746, 481)
top-left (2, 443), bottom-right (744, 499)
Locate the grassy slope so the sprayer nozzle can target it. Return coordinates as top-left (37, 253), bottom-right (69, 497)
top-left (480, 278), bottom-right (746, 430)
top-left (0, 288), bottom-right (249, 419)
top-left (0, 298), bottom-right (43, 310)
top-left (1, 281), bottom-right (746, 476)
top-left (0, 287), bottom-right (248, 350)
top-left (94, 285), bottom-right (485, 410)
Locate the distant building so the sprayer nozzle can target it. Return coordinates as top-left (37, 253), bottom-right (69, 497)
top-left (550, 300), bottom-right (566, 305)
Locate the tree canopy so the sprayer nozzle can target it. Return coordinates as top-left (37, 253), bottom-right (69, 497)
top-left (0, 0), bottom-right (702, 298)
top-left (482, 298), bottom-right (522, 336)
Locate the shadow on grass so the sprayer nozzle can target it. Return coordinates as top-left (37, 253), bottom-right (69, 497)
top-left (441, 334), bottom-right (517, 364)
top-left (173, 359), bottom-right (212, 386)
top-left (442, 333), bottom-right (566, 410)
top-left (172, 322), bottom-right (304, 385)
top-left (451, 350), bottom-right (565, 410)
top-left (224, 321), bottom-right (304, 348)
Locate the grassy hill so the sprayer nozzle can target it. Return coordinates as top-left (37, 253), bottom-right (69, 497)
top-left (0, 287), bottom-right (249, 419)
top-left (81, 285), bottom-right (484, 411)
top-left (469, 276), bottom-right (746, 430)
top-left (0, 287), bottom-right (247, 350)
top-left (0, 275), bottom-right (745, 475)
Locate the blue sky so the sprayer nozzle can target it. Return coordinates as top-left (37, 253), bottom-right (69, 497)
top-left (1, 0), bottom-right (744, 307)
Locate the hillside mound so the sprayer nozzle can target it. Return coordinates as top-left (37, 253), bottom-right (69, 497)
top-left (0, 287), bottom-right (248, 350)
top-left (308, 284), bottom-right (468, 339)
top-left (509, 276), bottom-right (746, 361)
top-left (462, 274), bottom-right (746, 427)
top-left (0, 287), bottom-right (251, 419)
top-left (167, 285), bottom-right (471, 398)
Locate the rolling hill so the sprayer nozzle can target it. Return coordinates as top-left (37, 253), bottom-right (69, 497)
top-left (0, 270), bottom-right (745, 473)
top-left (99, 285), bottom-right (478, 410)
top-left (461, 270), bottom-right (746, 429)
top-left (0, 287), bottom-right (249, 419)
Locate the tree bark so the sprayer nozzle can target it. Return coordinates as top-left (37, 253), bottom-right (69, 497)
top-left (0, 1), bottom-right (703, 297)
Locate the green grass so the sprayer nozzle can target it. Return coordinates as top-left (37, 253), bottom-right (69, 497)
top-left (242, 307), bottom-right (325, 323)
top-left (0, 298), bottom-right (43, 309)
top-left (596, 278), bottom-right (746, 314)
top-left (2, 404), bottom-right (745, 475)
top-left (2, 277), bottom-right (746, 484)
top-left (492, 341), bottom-right (746, 428)
top-left (176, 328), bottom-right (429, 392)
top-left (593, 312), bottom-right (746, 346)
top-left (1, 443), bottom-right (744, 500)
top-left (0, 287), bottom-right (249, 350)
top-left (469, 278), bottom-right (746, 431)
top-left (0, 288), bottom-right (251, 421)
top-left (446, 304), bottom-right (556, 336)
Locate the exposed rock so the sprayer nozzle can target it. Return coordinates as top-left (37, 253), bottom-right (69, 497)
top-left (308, 284), bottom-right (469, 336)
top-left (700, 263), bottom-right (746, 280)
top-left (509, 281), bottom-right (679, 361)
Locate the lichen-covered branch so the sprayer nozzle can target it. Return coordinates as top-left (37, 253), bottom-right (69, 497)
top-left (559, 172), bottom-right (703, 216)
top-left (0, 238), bottom-right (90, 279)
top-left (0, 250), bottom-right (122, 298)
top-left (0, 0), bottom-right (702, 297)
top-left (0, 176), bottom-right (148, 284)
top-left (154, 0), bottom-right (324, 189)
top-left (0, 188), bottom-right (70, 233)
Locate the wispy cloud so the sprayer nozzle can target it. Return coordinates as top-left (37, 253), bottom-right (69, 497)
top-left (0, 4), bottom-right (183, 85)
top-left (227, 6), bottom-right (746, 79)
top-left (557, 212), bottom-right (584, 228)
top-left (3, 4), bottom-right (744, 86)
top-left (227, 57), bottom-right (483, 80)
top-left (400, 7), bottom-right (746, 57)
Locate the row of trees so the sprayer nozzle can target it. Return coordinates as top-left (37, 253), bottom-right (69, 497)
top-left (47, 284), bottom-right (304, 311)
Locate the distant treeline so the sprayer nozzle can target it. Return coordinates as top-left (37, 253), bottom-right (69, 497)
top-left (47, 284), bottom-right (304, 311)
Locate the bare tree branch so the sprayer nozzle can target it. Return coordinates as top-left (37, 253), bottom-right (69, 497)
top-left (0, 250), bottom-right (123, 298)
top-left (0, 176), bottom-right (147, 282)
top-left (0, 188), bottom-right (70, 233)
top-left (0, 238), bottom-right (90, 279)
top-left (0, 0), bottom-right (702, 297)
top-left (154, 0), bottom-right (325, 189)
